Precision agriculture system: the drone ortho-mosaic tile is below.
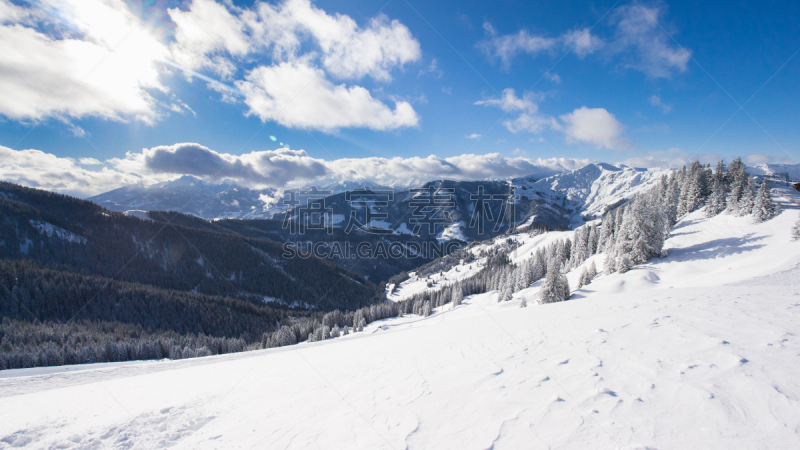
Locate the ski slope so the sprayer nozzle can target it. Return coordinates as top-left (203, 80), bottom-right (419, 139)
top-left (1, 189), bottom-right (799, 449)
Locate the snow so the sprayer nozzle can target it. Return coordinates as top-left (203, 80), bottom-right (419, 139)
top-left (29, 220), bottom-right (87, 244)
top-left (514, 164), bottom-right (669, 227)
top-left (2, 189), bottom-right (800, 449)
top-left (436, 221), bottom-right (467, 242)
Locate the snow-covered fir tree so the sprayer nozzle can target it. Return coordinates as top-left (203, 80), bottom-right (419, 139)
top-left (451, 288), bottom-right (463, 308)
top-left (540, 259), bottom-right (570, 304)
top-left (726, 157), bottom-right (747, 215)
top-left (739, 175), bottom-right (756, 215)
top-left (752, 179), bottom-right (777, 223)
top-left (706, 161), bottom-right (728, 217)
top-left (422, 300), bottom-right (432, 317)
top-left (665, 171), bottom-right (680, 226)
top-left (678, 161), bottom-right (709, 217)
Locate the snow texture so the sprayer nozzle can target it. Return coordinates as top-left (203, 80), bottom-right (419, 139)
top-left (2, 189), bottom-right (800, 449)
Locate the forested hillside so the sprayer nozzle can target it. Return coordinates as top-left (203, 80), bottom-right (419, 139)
top-left (0, 182), bottom-right (381, 310)
top-left (0, 182), bottom-right (387, 369)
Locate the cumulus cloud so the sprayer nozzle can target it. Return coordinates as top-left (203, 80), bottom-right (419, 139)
top-left (0, 144), bottom-right (149, 197)
top-left (478, 2), bottom-right (689, 78)
top-left (0, 0), bottom-right (421, 132)
top-left (559, 107), bottom-right (634, 150)
top-left (466, 133), bottom-right (482, 139)
top-left (245, 0), bottom-right (420, 81)
top-left (168, 0), bottom-right (251, 80)
top-left (0, 0), bottom-right (169, 124)
top-left (168, 0), bottom-right (421, 82)
top-left (475, 90), bottom-right (633, 149)
top-left (117, 142), bottom-right (330, 187)
top-left (164, 0), bottom-right (421, 131)
top-left (2, 143), bottom-right (599, 196)
top-left (236, 61), bottom-right (419, 131)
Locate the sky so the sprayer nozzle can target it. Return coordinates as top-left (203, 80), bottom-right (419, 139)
top-left (0, 0), bottom-right (799, 196)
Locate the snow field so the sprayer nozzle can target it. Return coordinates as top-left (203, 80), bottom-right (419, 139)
top-left (1, 186), bottom-right (799, 449)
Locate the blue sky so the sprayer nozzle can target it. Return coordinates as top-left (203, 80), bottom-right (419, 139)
top-left (0, 0), bottom-right (798, 196)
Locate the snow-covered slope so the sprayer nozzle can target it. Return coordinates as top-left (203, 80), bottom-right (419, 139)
top-left (2, 189), bottom-right (799, 449)
top-left (513, 163), bottom-right (669, 228)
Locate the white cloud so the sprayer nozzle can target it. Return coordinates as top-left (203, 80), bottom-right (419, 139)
top-left (477, 23), bottom-right (559, 67)
top-left (0, 144), bottom-right (149, 197)
top-left (475, 90), bottom-right (633, 148)
top-left (122, 142), bottom-right (330, 187)
top-left (743, 154), bottom-right (798, 165)
top-left (169, 0), bottom-right (421, 83)
top-left (544, 72), bottom-right (561, 84)
top-left (168, 0), bottom-right (250, 80)
top-left (324, 154), bottom-right (594, 186)
top-left (2, 143), bottom-right (598, 196)
top-left (0, 0), bottom-right (169, 124)
top-left (562, 28), bottom-right (604, 58)
top-left (479, 3), bottom-right (689, 78)
top-left (611, 4), bottom-right (690, 78)
top-left (247, 0), bottom-right (420, 81)
top-left (237, 60), bottom-right (418, 131)
top-left (559, 106), bottom-right (634, 150)
top-left (0, 0), bottom-right (420, 132)
top-left (649, 94), bottom-right (673, 113)
top-left (475, 89), bottom-right (558, 134)
top-left (164, 0), bottom-right (421, 131)
top-left (466, 133), bottom-right (482, 139)
top-left (418, 58), bottom-right (443, 78)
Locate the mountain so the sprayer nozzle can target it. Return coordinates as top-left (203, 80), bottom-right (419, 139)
top-left (89, 176), bottom-right (402, 221)
top-left (3, 178), bottom-right (799, 449)
top-left (512, 163), bottom-right (668, 228)
top-left (88, 175), bottom-right (285, 220)
top-left (91, 164), bottom-right (667, 283)
top-left (0, 181), bottom-right (382, 311)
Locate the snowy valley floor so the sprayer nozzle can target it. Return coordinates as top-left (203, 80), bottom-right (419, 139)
top-left (1, 192), bottom-right (800, 449)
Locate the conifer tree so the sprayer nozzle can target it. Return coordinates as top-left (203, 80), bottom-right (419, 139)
top-left (587, 224), bottom-right (599, 255)
top-left (726, 157), bottom-right (747, 215)
top-left (576, 267), bottom-right (588, 288)
top-left (706, 161), bottom-right (728, 217)
top-left (792, 214), bottom-right (800, 241)
top-left (451, 288), bottom-right (463, 308)
top-left (753, 179), bottom-right (777, 223)
top-left (540, 259), bottom-right (569, 304)
top-left (587, 260), bottom-right (597, 280)
top-left (666, 171), bottom-right (680, 226)
top-left (738, 175), bottom-right (756, 215)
